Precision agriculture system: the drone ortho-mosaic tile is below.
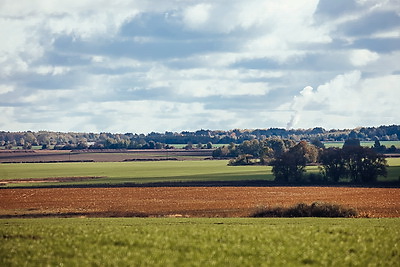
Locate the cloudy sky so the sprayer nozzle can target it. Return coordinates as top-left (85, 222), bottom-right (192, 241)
top-left (1, 0), bottom-right (399, 133)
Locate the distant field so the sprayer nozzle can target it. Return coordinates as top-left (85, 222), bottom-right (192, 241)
top-left (1, 218), bottom-right (399, 266)
top-left (1, 158), bottom-right (400, 188)
top-left (0, 161), bottom-right (271, 187)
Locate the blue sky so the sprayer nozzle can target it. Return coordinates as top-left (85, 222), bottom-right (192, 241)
top-left (0, 0), bottom-right (399, 133)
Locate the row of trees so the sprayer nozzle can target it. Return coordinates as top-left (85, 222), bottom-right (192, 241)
top-left (214, 139), bottom-right (388, 184)
top-left (1, 125), bottom-right (399, 149)
top-left (213, 139), bottom-right (320, 165)
top-left (272, 141), bottom-right (387, 184)
top-left (0, 131), bottom-right (213, 150)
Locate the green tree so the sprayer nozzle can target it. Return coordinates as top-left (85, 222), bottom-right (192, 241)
top-left (320, 146), bottom-right (388, 183)
top-left (184, 142), bottom-right (193, 150)
top-left (343, 146), bottom-right (387, 183)
top-left (265, 139), bottom-right (287, 158)
top-left (212, 144), bottom-right (238, 158)
top-left (206, 142), bottom-right (213, 149)
top-left (238, 140), bottom-right (262, 157)
top-left (320, 148), bottom-right (347, 182)
top-left (372, 138), bottom-right (386, 153)
top-left (155, 142), bottom-right (163, 149)
top-left (271, 142), bottom-right (309, 183)
top-left (23, 142), bottom-right (32, 149)
top-left (343, 138), bottom-right (360, 148)
top-left (271, 141), bottom-right (321, 183)
top-left (148, 141), bottom-right (156, 149)
top-left (310, 138), bottom-right (325, 149)
top-left (24, 132), bottom-right (38, 146)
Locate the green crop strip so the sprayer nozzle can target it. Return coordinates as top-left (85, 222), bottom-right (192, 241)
top-left (1, 218), bottom-right (399, 266)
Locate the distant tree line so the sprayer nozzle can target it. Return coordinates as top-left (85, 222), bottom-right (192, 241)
top-left (0, 125), bottom-right (399, 150)
top-left (214, 138), bottom-right (389, 184)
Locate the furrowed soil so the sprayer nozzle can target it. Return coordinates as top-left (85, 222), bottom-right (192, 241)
top-left (0, 149), bottom-right (213, 163)
top-left (0, 187), bottom-right (399, 218)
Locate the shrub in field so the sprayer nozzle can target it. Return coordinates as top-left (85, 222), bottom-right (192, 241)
top-left (228, 154), bottom-right (256, 166)
top-left (251, 202), bottom-right (358, 218)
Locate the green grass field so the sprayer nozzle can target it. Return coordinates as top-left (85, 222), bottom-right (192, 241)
top-left (0, 161), bottom-right (272, 187)
top-left (1, 158), bottom-right (400, 187)
top-left (0, 217), bottom-right (399, 266)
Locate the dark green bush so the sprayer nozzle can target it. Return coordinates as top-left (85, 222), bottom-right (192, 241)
top-left (228, 154), bottom-right (256, 166)
top-left (251, 202), bottom-right (358, 218)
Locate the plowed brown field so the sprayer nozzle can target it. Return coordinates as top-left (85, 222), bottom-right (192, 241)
top-left (0, 149), bottom-right (213, 163)
top-left (0, 187), bottom-right (399, 218)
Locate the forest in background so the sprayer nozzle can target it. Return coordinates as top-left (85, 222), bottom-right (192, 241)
top-left (0, 125), bottom-right (399, 150)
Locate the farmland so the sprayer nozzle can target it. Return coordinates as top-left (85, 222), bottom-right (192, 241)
top-left (1, 186), bottom-right (399, 218)
top-left (0, 149), bottom-right (213, 163)
top-left (0, 160), bottom-right (272, 187)
top-left (0, 158), bottom-right (399, 218)
top-left (1, 158), bottom-right (400, 188)
top-left (1, 152), bottom-right (399, 266)
top-left (1, 217), bottom-right (399, 266)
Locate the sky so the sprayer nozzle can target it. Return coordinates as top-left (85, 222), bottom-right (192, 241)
top-left (0, 0), bottom-right (399, 134)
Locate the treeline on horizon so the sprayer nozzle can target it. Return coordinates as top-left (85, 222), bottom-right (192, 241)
top-left (0, 125), bottom-right (399, 150)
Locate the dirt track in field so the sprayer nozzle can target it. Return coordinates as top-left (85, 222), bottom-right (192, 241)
top-left (0, 187), bottom-right (399, 218)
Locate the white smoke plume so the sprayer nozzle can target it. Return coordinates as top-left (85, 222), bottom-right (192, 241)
top-left (285, 71), bottom-right (366, 130)
top-left (286, 86), bottom-right (314, 130)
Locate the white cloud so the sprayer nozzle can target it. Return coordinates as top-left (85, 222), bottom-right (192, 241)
top-left (36, 66), bottom-right (70, 75)
top-left (0, 107), bottom-right (19, 130)
top-left (62, 100), bottom-right (210, 133)
top-left (144, 66), bottom-right (275, 97)
top-left (283, 71), bottom-right (400, 129)
top-left (350, 49), bottom-right (380, 66)
top-left (176, 79), bottom-right (269, 97)
top-left (183, 4), bottom-right (211, 29)
top-left (0, 0), bottom-right (399, 133)
top-left (0, 85), bottom-right (14, 94)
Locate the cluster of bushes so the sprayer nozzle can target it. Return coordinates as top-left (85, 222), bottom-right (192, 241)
top-left (251, 202), bottom-right (358, 218)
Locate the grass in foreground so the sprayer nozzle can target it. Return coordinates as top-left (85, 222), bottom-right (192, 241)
top-left (0, 218), bottom-right (399, 266)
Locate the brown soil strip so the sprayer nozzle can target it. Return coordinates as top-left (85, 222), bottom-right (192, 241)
top-left (0, 187), bottom-right (399, 218)
top-left (0, 149), bottom-right (213, 162)
top-left (0, 177), bottom-right (104, 184)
